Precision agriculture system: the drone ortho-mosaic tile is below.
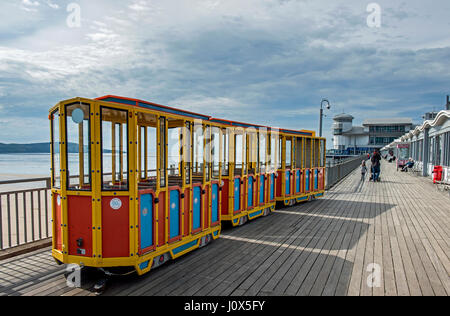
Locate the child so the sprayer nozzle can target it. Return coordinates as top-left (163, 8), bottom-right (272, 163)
top-left (361, 160), bottom-right (367, 181)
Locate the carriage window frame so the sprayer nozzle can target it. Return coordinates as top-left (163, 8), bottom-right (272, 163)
top-left (211, 126), bottom-right (221, 179)
top-left (304, 138), bottom-right (312, 169)
top-left (259, 131), bottom-right (266, 173)
top-left (205, 125), bottom-right (211, 182)
top-left (234, 132), bottom-right (244, 176)
top-left (65, 102), bottom-right (92, 191)
top-left (269, 131), bottom-right (278, 172)
top-left (160, 117), bottom-right (167, 188)
top-left (51, 110), bottom-right (61, 189)
top-left (137, 112), bottom-right (158, 189)
top-left (285, 137), bottom-right (292, 169)
top-left (167, 118), bottom-right (183, 179)
top-left (193, 123), bottom-right (204, 183)
top-left (320, 139), bottom-right (326, 167)
top-left (314, 139), bottom-right (320, 168)
top-left (222, 128), bottom-right (229, 176)
top-left (100, 106), bottom-right (129, 192)
top-left (185, 121), bottom-right (192, 185)
top-left (296, 137), bottom-right (304, 169)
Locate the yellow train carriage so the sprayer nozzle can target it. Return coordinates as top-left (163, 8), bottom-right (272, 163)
top-left (49, 95), bottom-right (326, 276)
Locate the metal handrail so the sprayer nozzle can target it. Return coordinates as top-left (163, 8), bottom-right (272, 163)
top-left (0, 178), bottom-right (52, 250)
top-left (326, 155), bottom-right (366, 189)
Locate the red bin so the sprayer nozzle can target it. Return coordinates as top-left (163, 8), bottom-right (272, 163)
top-left (432, 166), bottom-right (443, 183)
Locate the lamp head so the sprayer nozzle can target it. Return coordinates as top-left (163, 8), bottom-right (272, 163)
top-left (322, 99), bottom-right (331, 110)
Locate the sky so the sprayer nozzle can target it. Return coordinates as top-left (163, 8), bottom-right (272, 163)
top-left (0, 0), bottom-right (449, 146)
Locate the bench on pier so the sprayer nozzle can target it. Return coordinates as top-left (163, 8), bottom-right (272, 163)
top-left (435, 180), bottom-right (450, 193)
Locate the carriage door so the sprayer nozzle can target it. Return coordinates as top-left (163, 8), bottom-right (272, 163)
top-left (285, 137), bottom-right (293, 196)
top-left (305, 138), bottom-right (312, 192)
top-left (314, 139), bottom-right (320, 191)
top-left (295, 137), bottom-right (304, 194)
top-left (100, 106), bottom-right (130, 258)
top-left (269, 131), bottom-right (277, 201)
top-left (65, 102), bottom-right (93, 258)
top-left (211, 127), bottom-right (221, 226)
top-left (137, 113), bottom-right (158, 253)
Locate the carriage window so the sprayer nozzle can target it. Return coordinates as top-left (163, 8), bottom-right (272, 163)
top-left (259, 132), bottom-right (266, 173)
top-left (278, 138), bottom-right (282, 169)
top-left (305, 138), bottom-right (312, 168)
top-left (243, 132), bottom-right (247, 175)
top-left (247, 133), bottom-right (256, 175)
top-left (65, 103), bottom-right (91, 191)
top-left (269, 132), bottom-right (277, 172)
top-left (139, 126), bottom-right (145, 179)
top-left (320, 140), bottom-right (325, 167)
top-left (235, 133), bottom-right (243, 176)
top-left (160, 117), bottom-right (167, 188)
top-left (193, 124), bottom-right (204, 183)
top-left (168, 118), bottom-right (183, 185)
top-left (286, 138), bottom-right (292, 169)
top-left (222, 128), bottom-right (229, 176)
top-left (212, 127), bottom-right (220, 179)
top-left (137, 112), bottom-right (157, 189)
top-left (51, 110), bottom-right (61, 188)
top-left (296, 137), bottom-right (303, 169)
top-left (101, 107), bottom-right (128, 191)
top-left (205, 126), bottom-right (211, 181)
top-left (185, 122), bottom-right (191, 185)
top-left (314, 140), bottom-right (320, 168)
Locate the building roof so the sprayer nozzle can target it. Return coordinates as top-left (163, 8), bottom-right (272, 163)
top-left (333, 113), bottom-right (354, 121)
top-left (363, 118), bottom-right (413, 126)
top-left (381, 110), bottom-right (450, 150)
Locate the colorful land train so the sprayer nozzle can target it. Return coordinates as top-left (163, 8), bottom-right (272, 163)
top-left (49, 96), bottom-right (326, 275)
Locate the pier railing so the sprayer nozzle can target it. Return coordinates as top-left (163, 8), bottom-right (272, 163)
top-left (0, 177), bottom-right (52, 251)
top-left (326, 155), bottom-right (366, 189)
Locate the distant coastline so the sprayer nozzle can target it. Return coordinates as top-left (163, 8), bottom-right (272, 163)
top-left (1, 143), bottom-right (79, 154)
top-left (0, 143), bottom-right (113, 154)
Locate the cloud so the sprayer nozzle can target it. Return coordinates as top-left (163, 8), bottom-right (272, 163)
top-left (20, 0), bottom-right (40, 12)
top-left (0, 0), bottom-right (449, 145)
top-left (45, 1), bottom-right (59, 9)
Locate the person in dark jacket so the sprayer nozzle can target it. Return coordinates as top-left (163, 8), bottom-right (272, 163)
top-left (370, 150), bottom-right (382, 182)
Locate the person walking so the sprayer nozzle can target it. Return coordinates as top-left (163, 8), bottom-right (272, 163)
top-left (371, 149), bottom-right (382, 182)
top-left (361, 160), bottom-right (367, 181)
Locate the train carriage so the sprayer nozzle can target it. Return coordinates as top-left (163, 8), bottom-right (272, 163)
top-left (49, 95), bottom-right (326, 276)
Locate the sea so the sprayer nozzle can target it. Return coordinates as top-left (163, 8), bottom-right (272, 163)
top-left (0, 153), bottom-right (51, 180)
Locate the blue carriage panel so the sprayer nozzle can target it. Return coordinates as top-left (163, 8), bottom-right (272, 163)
top-left (306, 169), bottom-right (310, 191)
top-left (140, 193), bottom-right (153, 250)
top-left (260, 175), bottom-right (265, 204)
top-left (211, 183), bottom-right (219, 223)
top-left (296, 170), bottom-right (301, 193)
top-left (285, 171), bottom-right (291, 195)
top-left (248, 177), bottom-right (253, 207)
top-left (270, 173), bottom-right (275, 200)
top-left (234, 178), bottom-right (240, 211)
top-left (169, 190), bottom-right (180, 240)
top-left (314, 169), bottom-right (319, 190)
top-left (193, 186), bottom-right (202, 231)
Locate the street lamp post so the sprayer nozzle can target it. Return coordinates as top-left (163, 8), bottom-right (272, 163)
top-left (320, 99), bottom-right (331, 137)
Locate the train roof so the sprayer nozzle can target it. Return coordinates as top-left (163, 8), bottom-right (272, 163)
top-left (95, 95), bottom-right (317, 137)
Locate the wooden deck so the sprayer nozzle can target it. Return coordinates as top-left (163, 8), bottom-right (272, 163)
top-left (0, 162), bottom-right (449, 296)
